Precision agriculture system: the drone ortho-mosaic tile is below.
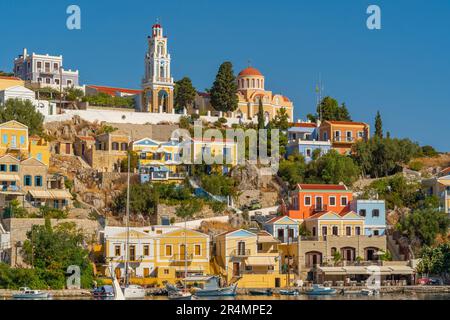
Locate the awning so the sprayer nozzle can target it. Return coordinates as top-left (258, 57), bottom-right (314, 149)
top-left (388, 266), bottom-right (415, 275)
top-left (342, 266), bottom-right (368, 275)
top-left (28, 190), bottom-right (52, 199)
top-left (246, 256), bottom-right (275, 266)
top-left (28, 189), bottom-right (72, 200)
top-left (0, 174), bottom-right (20, 182)
top-left (317, 267), bottom-right (346, 275)
top-left (49, 190), bottom-right (72, 199)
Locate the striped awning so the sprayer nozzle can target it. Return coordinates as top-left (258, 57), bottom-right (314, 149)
top-left (246, 256), bottom-right (275, 266)
top-left (0, 174), bottom-right (20, 182)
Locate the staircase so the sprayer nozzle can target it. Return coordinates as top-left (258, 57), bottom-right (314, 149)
top-left (387, 234), bottom-right (405, 261)
top-left (76, 156), bottom-right (91, 169)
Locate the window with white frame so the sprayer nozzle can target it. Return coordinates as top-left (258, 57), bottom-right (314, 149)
top-left (304, 196), bottom-right (311, 206)
top-left (341, 196), bottom-right (348, 206)
top-left (329, 196), bottom-right (336, 206)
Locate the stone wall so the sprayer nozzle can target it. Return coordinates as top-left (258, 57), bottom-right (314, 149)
top-left (153, 203), bottom-right (217, 225)
top-left (1, 218), bottom-right (101, 267)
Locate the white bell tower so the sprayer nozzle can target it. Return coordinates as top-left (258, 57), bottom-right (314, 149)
top-left (141, 22), bottom-right (174, 113)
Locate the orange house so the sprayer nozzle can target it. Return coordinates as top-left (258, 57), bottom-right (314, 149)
top-left (288, 184), bottom-right (353, 220)
top-left (318, 120), bottom-right (370, 155)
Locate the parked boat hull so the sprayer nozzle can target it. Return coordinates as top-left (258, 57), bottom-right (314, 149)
top-left (194, 285), bottom-right (237, 297)
top-left (12, 292), bottom-right (49, 299)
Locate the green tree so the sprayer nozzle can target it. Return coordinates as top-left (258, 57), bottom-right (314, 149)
top-left (308, 96), bottom-right (352, 122)
top-left (64, 87), bottom-right (84, 101)
top-left (421, 145), bottom-right (439, 157)
top-left (269, 107), bottom-right (290, 157)
top-left (374, 111), bottom-right (383, 138)
top-left (257, 98), bottom-right (265, 130)
top-left (278, 154), bottom-right (307, 186)
top-left (0, 71), bottom-right (14, 77)
top-left (175, 198), bottom-right (202, 220)
top-left (210, 62), bottom-right (238, 112)
top-left (417, 243), bottom-right (450, 275)
top-left (352, 137), bottom-right (421, 178)
top-left (305, 150), bottom-right (360, 186)
top-left (200, 174), bottom-right (237, 198)
top-left (21, 220), bottom-right (94, 289)
top-left (396, 208), bottom-right (450, 246)
top-left (0, 99), bottom-right (44, 135)
top-left (120, 151), bottom-right (139, 172)
top-left (174, 77), bottom-right (197, 112)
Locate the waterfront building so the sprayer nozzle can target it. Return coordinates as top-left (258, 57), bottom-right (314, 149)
top-left (350, 199), bottom-right (387, 236)
top-left (318, 120), bottom-right (370, 155)
top-left (287, 121), bottom-right (331, 162)
top-left (13, 48), bottom-right (80, 89)
top-left (103, 226), bottom-right (210, 284)
top-left (140, 23), bottom-right (175, 113)
top-left (288, 184), bottom-right (353, 220)
top-left (213, 229), bottom-right (287, 288)
top-left (263, 215), bottom-right (299, 244)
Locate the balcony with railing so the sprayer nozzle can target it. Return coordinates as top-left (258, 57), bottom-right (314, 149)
top-left (313, 204), bottom-right (328, 213)
top-left (230, 249), bottom-right (251, 258)
top-left (169, 253), bottom-right (194, 263)
top-left (277, 236), bottom-right (298, 244)
top-left (332, 136), bottom-right (355, 144)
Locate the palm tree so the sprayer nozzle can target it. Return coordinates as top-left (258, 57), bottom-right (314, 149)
top-left (332, 252), bottom-right (342, 266)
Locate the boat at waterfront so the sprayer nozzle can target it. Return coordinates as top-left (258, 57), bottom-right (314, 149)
top-left (188, 276), bottom-right (237, 297)
top-left (305, 285), bottom-right (337, 296)
top-left (12, 287), bottom-right (50, 299)
top-left (166, 283), bottom-right (192, 300)
top-left (279, 289), bottom-right (300, 296)
top-left (123, 284), bottom-right (146, 299)
top-left (249, 289), bottom-right (273, 296)
top-left (91, 285), bottom-right (115, 298)
top-left (360, 289), bottom-right (380, 296)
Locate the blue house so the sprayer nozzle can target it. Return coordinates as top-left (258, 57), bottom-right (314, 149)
top-left (350, 200), bottom-right (386, 236)
top-left (263, 216), bottom-right (299, 244)
top-left (287, 122), bottom-right (331, 162)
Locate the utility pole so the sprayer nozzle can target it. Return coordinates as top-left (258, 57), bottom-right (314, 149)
top-left (286, 226), bottom-right (290, 288)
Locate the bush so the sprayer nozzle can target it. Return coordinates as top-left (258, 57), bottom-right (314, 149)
top-left (409, 160), bottom-right (424, 172)
top-left (421, 145), bottom-right (439, 158)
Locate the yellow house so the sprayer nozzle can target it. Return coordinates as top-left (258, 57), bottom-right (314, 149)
top-left (214, 229), bottom-right (287, 288)
top-left (154, 228), bottom-right (211, 283)
top-left (28, 136), bottom-right (50, 166)
top-left (0, 120), bottom-right (29, 156)
top-left (132, 137), bottom-right (185, 181)
top-left (103, 226), bottom-right (210, 286)
top-left (0, 120), bottom-right (50, 166)
top-left (303, 211), bottom-right (366, 238)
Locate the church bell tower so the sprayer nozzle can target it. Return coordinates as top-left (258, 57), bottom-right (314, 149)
top-left (141, 22), bottom-right (174, 113)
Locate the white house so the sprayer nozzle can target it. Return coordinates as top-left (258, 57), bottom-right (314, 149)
top-left (0, 85), bottom-right (55, 116)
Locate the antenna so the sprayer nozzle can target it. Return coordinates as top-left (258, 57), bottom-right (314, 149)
top-left (316, 73), bottom-right (324, 121)
top-left (247, 59), bottom-right (252, 67)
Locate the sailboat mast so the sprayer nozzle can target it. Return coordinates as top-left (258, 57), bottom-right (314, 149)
top-left (184, 218), bottom-right (187, 291)
top-left (125, 146), bottom-right (131, 287)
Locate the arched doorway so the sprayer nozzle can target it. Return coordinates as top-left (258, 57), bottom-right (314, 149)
top-left (365, 247), bottom-right (379, 261)
top-left (341, 247), bottom-right (356, 262)
top-left (158, 90), bottom-right (169, 113)
top-left (305, 251), bottom-right (322, 267)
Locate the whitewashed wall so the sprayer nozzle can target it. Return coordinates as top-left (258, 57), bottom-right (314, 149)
top-left (44, 108), bottom-right (255, 126)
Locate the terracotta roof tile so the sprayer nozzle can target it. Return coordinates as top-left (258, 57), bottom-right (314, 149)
top-left (297, 184), bottom-right (348, 191)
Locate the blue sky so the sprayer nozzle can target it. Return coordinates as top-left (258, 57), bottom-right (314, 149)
top-left (1, 0), bottom-right (449, 151)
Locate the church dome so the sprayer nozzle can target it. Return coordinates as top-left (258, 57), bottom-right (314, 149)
top-left (238, 67), bottom-right (263, 77)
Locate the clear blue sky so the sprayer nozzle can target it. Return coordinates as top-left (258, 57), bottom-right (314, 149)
top-left (1, 0), bottom-right (449, 151)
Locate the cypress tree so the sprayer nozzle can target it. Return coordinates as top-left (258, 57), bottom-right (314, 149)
top-left (375, 111), bottom-right (383, 138)
top-left (210, 62), bottom-right (238, 112)
top-left (257, 98), bottom-right (265, 129)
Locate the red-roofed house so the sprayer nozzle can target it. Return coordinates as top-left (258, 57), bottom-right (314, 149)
top-left (318, 120), bottom-right (370, 155)
top-left (288, 184), bottom-right (353, 220)
top-left (85, 85), bottom-right (142, 97)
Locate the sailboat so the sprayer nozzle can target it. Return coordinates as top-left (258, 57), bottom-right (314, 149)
top-left (121, 149), bottom-right (146, 299)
